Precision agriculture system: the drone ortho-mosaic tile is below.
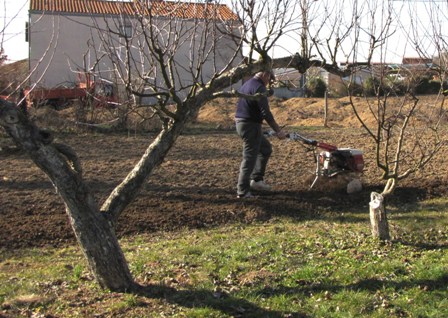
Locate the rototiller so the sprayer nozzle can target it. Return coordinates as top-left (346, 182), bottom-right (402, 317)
top-left (286, 132), bottom-right (364, 189)
top-left (267, 131), bottom-right (365, 192)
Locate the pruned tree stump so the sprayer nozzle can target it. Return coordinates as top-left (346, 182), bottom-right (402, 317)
top-left (369, 191), bottom-right (391, 240)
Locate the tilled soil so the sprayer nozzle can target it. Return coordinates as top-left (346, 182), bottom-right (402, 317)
top-left (1, 125), bottom-right (446, 250)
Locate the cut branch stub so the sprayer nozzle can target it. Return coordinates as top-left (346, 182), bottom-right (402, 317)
top-left (0, 109), bottom-right (19, 124)
top-left (382, 178), bottom-right (396, 196)
top-left (0, 99), bottom-right (21, 130)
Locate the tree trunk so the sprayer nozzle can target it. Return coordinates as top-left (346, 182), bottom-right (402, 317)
top-left (0, 101), bottom-right (135, 291)
top-left (31, 145), bottom-right (136, 291)
top-left (369, 192), bottom-right (390, 241)
top-left (63, 196), bottom-right (135, 291)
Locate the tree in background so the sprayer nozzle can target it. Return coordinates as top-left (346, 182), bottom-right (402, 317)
top-left (0, 48), bottom-right (6, 65)
top-left (306, 77), bottom-right (327, 97)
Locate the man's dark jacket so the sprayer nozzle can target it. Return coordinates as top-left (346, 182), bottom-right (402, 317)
top-left (235, 77), bottom-right (275, 125)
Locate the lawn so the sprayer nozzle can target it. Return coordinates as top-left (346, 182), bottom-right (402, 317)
top-left (1, 198), bottom-right (447, 317)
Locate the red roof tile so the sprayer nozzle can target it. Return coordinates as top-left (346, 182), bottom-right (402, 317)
top-left (30, 0), bottom-right (238, 20)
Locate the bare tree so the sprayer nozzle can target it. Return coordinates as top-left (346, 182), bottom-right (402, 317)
top-left (0, 0), bottom-right (285, 291)
top-left (342, 0), bottom-right (448, 240)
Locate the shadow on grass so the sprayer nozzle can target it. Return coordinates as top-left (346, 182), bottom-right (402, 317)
top-left (256, 273), bottom-right (448, 298)
top-left (129, 272), bottom-right (448, 317)
top-left (132, 284), bottom-right (309, 318)
top-left (394, 240), bottom-right (448, 250)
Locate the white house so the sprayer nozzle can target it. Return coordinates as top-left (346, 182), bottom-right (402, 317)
top-left (273, 68), bottom-right (305, 98)
top-left (27, 0), bottom-right (241, 95)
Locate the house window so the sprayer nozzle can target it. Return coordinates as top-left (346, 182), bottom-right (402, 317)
top-left (119, 23), bottom-right (132, 38)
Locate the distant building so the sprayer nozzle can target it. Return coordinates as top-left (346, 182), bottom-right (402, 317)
top-left (27, 0), bottom-right (241, 94)
top-left (401, 57), bottom-right (432, 65)
top-left (272, 68), bottom-right (305, 98)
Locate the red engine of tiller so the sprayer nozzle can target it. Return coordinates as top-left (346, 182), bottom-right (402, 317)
top-left (286, 132), bottom-right (364, 188)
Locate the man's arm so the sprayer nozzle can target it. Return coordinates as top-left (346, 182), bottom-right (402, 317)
top-left (259, 99), bottom-right (286, 139)
top-left (254, 87), bottom-right (284, 137)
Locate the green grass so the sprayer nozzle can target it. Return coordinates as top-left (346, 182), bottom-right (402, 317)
top-left (1, 198), bottom-right (447, 317)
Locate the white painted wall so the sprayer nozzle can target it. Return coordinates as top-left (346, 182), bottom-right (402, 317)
top-left (29, 11), bottom-right (242, 96)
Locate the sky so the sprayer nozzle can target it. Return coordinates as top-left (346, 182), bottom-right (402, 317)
top-left (0, 0), bottom-right (447, 64)
top-left (0, 0), bottom-right (28, 62)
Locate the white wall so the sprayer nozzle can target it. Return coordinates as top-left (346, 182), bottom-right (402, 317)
top-left (29, 11), bottom-right (242, 95)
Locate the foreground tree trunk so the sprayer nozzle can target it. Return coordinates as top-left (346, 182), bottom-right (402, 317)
top-left (66, 203), bottom-right (135, 291)
top-left (0, 100), bottom-right (135, 291)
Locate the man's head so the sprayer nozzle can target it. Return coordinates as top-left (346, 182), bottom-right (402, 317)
top-left (254, 71), bottom-right (276, 86)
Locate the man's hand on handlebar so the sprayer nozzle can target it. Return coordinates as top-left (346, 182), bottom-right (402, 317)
top-left (276, 130), bottom-right (287, 140)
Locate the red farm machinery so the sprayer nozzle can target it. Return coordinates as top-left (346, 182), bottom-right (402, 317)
top-left (24, 73), bottom-right (118, 110)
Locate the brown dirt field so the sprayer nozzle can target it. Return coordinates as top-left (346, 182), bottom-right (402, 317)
top-left (1, 96), bottom-right (447, 250)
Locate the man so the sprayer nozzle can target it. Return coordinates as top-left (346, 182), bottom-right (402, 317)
top-left (235, 71), bottom-right (287, 198)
